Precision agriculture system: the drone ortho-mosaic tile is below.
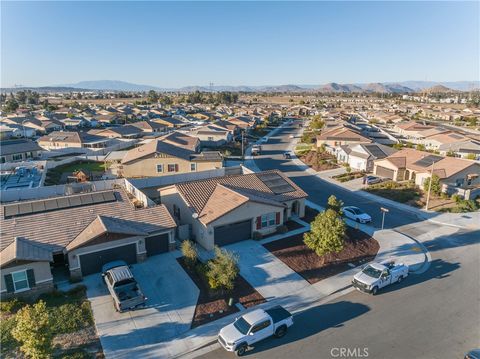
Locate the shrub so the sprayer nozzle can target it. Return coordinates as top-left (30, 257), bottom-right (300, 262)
top-left (0, 298), bottom-right (25, 314)
top-left (423, 174), bottom-right (441, 196)
top-left (252, 231), bottom-right (263, 240)
top-left (0, 315), bottom-right (18, 355)
top-left (327, 195), bottom-right (344, 216)
top-left (276, 225), bottom-right (288, 234)
top-left (206, 247), bottom-right (239, 291)
top-left (451, 194), bottom-right (462, 203)
top-left (181, 240), bottom-right (198, 268)
top-left (12, 300), bottom-right (54, 359)
top-left (304, 209), bottom-right (346, 257)
top-left (59, 349), bottom-right (91, 359)
top-left (50, 301), bottom-right (92, 334)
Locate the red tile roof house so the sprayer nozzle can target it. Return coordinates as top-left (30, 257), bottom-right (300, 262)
top-left (0, 188), bottom-right (176, 299)
top-left (316, 126), bottom-right (372, 156)
top-left (373, 148), bottom-right (480, 196)
top-left (158, 170), bottom-right (307, 250)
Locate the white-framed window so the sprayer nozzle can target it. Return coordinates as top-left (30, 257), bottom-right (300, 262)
top-left (261, 212), bottom-right (276, 228)
top-left (12, 270), bottom-right (29, 292)
top-left (156, 164), bottom-right (163, 173)
top-left (12, 154), bottom-right (23, 161)
top-left (190, 163), bottom-right (197, 171)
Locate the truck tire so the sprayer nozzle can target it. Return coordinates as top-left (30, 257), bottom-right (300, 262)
top-left (372, 286), bottom-right (379, 295)
top-left (275, 325), bottom-right (287, 338)
top-left (235, 344), bottom-right (248, 357)
top-left (397, 276), bottom-right (403, 283)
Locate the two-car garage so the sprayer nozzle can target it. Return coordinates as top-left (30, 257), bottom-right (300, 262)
top-left (214, 219), bottom-right (252, 246)
top-left (77, 233), bottom-right (170, 276)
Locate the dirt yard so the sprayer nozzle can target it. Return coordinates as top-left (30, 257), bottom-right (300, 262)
top-left (263, 228), bottom-right (379, 284)
top-left (299, 150), bottom-right (339, 171)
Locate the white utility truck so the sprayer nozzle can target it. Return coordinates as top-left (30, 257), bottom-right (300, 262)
top-left (352, 260), bottom-right (409, 295)
top-left (218, 306), bottom-right (293, 356)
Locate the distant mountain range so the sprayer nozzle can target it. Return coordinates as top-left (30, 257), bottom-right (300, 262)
top-left (2, 80), bottom-right (479, 93)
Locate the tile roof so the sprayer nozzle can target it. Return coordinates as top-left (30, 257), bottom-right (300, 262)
top-left (0, 188), bottom-right (176, 254)
top-left (317, 126), bottom-right (371, 143)
top-left (0, 139), bottom-right (42, 156)
top-left (173, 170), bottom-right (307, 224)
top-left (1, 237), bottom-right (53, 267)
top-left (38, 131), bottom-right (108, 145)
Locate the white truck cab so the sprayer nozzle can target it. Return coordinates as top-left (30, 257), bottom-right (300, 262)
top-left (352, 260), bottom-right (409, 295)
top-left (218, 306), bottom-right (293, 356)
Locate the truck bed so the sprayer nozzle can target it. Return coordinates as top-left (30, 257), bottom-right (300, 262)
top-left (265, 306), bottom-right (291, 324)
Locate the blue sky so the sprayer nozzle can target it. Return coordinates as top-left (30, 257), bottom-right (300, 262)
top-left (1, 1), bottom-right (479, 87)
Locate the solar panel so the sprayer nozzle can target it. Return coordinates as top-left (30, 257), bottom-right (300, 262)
top-left (364, 145), bottom-right (386, 158)
top-left (3, 190), bottom-right (118, 219)
top-left (257, 173), bottom-right (295, 194)
top-left (413, 154), bottom-right (443, 168)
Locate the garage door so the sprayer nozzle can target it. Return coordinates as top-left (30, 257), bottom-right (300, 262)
top-left (79, 243), bottom-right (137, 276)
top-left (376, 166), bottom-right (395, 179)
top-left (214, 219), bottom-right (252, 246)
top-left (145, 233), bottom-right (169, 257)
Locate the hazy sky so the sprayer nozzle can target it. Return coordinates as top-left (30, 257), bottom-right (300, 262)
top-left (1, 1), bottom-right (479, 87)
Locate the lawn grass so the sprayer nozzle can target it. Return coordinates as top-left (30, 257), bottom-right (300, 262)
top-left (45, 160), bottom-right (107, 185)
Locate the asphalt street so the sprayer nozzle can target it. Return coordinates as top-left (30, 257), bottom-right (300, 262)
top-left (197, 123), bottom-right (480, 359)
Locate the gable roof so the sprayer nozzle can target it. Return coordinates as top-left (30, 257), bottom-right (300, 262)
top-left (1, 237), bottom-right (53, 267)
top-left (171, 170), bottom-right (306, 225)
top-left (317, 126), bottom-right (371, 143)
top-left (0, 139), bottom-right (42, 156)
top-left (38, 131), bottom-right (108, 145)
top-left (0, 189), bottom-right (176, 254)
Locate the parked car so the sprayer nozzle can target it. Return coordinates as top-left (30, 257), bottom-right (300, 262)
top-left (342, 206), bottom-right (372, 223)
top-left (364, 175), bottom-right (382, 185)
top-left (102, 260), bottom-right (147, 312)
top-left (283, 151), bottom-right (292, 159)
top-left (352, 260), bottom-right (409, 295)
top-left (218, 306), bottom-right (294, 356)
top-left (465, 350), bottom-right (480, 359)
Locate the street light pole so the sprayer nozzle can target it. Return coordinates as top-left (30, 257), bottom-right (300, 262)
top-left (380, 207), bottom-right (389, 230)
top-left (241, 130), bottom-right (244, 163)
top-left (425, 160), bottom-right (436, 211)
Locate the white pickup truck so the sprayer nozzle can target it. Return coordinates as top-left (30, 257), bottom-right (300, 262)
top-left (218, 306), bottom-right (294, 356)
top-left (352, 260), bottom-right (409, 295)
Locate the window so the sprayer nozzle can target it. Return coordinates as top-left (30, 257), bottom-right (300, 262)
top-left (207, 136), bottom-right (214, 141)
top-left (12, 270), bottom-right (29, 292)
top-left (251, 320), bottom-right (271, 333)
top-left (12, 154), bottom-right (23, 161)
top-left (261, 213), bottom-right (276, 228)
top-left (156, 164), bottom-right (163, 173)
top-left (168, 164), bottom-right (178, 172)
top-left (190, 163), bottom-right (197, 172)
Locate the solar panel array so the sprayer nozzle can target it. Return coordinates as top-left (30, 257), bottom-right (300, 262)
top-left (257, 172), bottom-right (295, 194)
top-left (3, 191), bottom-right (117, 219)
top-left (412, 154), bottom-right (444, 168)
top-left (364, 144), bottom-right (386, 158)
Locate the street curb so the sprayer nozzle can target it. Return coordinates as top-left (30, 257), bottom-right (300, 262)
top-left (391, 229), bottom-right (431, 274)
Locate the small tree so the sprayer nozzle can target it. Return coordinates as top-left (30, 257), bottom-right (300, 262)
top-left (12, 300), bottom-right (53, 359)
top-left (304, 209), bottom-right (346, 257)
top-left (206, 246), bottom-right (239, 292)
top-left (327, 195), bottom-right (344, 216)
top-left (466, 153), bottom-right (477, 160)
top-left (181, 240), bottom-right (198, 268)
top-left (423, 174), bottom-right (441, 196)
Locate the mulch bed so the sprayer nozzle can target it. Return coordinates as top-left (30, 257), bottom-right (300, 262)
top-left (177, 258), bottom-right (265, 328)
top-left (300, 150), bottom-right (339, 171)
top-left (263, 227), bottom-right (379, 284)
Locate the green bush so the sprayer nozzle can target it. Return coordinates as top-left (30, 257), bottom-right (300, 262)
top-left (0, 315), bottom-right (18, 355)
top-left (451, 194), bottom-right (462, 203)
top-left (0, 298), bottom-right (25, 314)
top-left (58, 348), bottom-right (91, 359)
top-left (304, 209), bottom-right (346, 256)
top-left (50, 302), bottom-right (92, 334)
top-left (181, 240), bottom-right (198, 268)
top-left (206, 247), bottom-right (239, 291)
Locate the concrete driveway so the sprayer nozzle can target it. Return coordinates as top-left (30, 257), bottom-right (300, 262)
top-left (84, 251), bottom-right (199, 359)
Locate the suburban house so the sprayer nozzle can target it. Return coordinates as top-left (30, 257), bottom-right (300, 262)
top-left (37, 131), bottom-right (111, 151)
top-left (153, 117), bottom-right (188, 128)
top-left (393, 121), bottom-right (433, 139)
top-left (438, 139), bottom-right (480, 159)
top-left (0, 188), bottom-right (177, 299)
top-left (336, 143), bottom-right (397, 172)
top-left (226, 116), bottom-right (257, 131)
top-left (91, 125), bottom-right (143, 139)
top-left (373, 148), bottom-right (480, 189)
top-left (119, 132), bottom-right (223, 178)
top-left (316, 126), bottom-right (371, 155)
top-left (0, 139), bottom-right (43, 163)
top-left (130, 120), bottom-right (167, 133)
top-left (190, 124), bottom-right (233, 147)
top-left (159, 170), bottom-right (308, 250)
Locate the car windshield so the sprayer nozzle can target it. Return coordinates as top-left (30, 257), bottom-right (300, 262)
top-left (233, 317), bottom-right (251, 335)
top-left (362, 265), bottom-right (382, 278)
top-left (351, 208), bottom-right (363, 215)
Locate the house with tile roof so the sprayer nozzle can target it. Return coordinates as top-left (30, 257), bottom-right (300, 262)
top-left (0, 188), bottom-right (176, 299)
top-left (119, 132), bottom-right (223, 178)
top-left (158, 170), bottom-right (308, 250)
top-left (373, 148), bottom-right (480, 190)
top-left (316, 125), bottom-right (372, 155)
